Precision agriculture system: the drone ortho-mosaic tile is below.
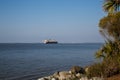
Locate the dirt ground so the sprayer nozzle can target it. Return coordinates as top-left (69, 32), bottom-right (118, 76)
top-left (105, 74), bottom-right (120, 80)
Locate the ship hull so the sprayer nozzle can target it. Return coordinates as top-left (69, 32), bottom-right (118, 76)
top-left (45, 42), bottom-right (58, 44)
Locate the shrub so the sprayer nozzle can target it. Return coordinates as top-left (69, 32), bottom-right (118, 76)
top-left (87, 63), bottom-right (104, 78)
top-left (87, 58), bottom-right (120, 78)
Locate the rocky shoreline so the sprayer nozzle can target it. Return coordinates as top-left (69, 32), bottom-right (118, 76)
top-left (37, 66), bottom-right (104, 80)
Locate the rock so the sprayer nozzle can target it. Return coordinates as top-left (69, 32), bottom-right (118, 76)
top-left (37, 78), bottom-right (45, 80)
top-left (53, 71), bottom-right (59, 78)
top-left (85, 67), bottom-right (89, 73)
top-left (37, 66), bottom-right (104, 80)
top-left (91, 77), bottom-right (104, 80)
top-left (38, 77), bottom-right (49, 80)
top-left (37, 76), bottom-right (55, 80)
top-left (58, 71), bottom-right (72, 80)
top-left (79, 77), bottom-right (88, 80)
top-left (70, 66), bottom-right (85, 74)
top-left (84, 66), bottom-right (90, 75)
top-left (51, 78), bottom-right (58, 80)
top-left (76, 73), bottom-right (81, 78)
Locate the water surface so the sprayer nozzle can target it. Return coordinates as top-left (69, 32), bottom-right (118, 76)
top-left (0, 43), bottom-right (102, 80)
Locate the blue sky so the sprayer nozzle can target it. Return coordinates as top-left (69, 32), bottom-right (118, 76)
top-left (0, 0), bottom-right (105, 43)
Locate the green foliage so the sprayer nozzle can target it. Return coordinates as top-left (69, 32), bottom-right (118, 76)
top-left (95, 41), bottom-right (120, 59)
top-left (89, 0), bottom-right (120, 78)
top-left (99, 12), bottom-right (120, 41)
top-left (95, 49), bottom-right (105, 59)
top-left (87, 63), bottom-right (104, 78)
top-left (95, 40), bottom-right (120, 77)
top-left (103, 0), bottom-right (120, 14)
top-left (87, 58), bottom-right (120, 78)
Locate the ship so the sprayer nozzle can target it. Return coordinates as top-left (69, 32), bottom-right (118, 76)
top-left (43, 39), bottom-right (58, 44)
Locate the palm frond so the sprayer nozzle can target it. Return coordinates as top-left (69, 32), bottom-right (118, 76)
top-left (103, 0), bottom-right (120, 13)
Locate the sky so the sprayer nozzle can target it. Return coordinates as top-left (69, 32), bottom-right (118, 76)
top-left (0, 0), bottom-right (105, 43)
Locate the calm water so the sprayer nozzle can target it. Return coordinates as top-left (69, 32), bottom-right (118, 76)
top-left (0, 43), bottom-right (102, 80)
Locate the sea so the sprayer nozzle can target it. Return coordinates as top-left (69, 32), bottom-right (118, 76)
top-left (0, 43), bottom-right (103, 80)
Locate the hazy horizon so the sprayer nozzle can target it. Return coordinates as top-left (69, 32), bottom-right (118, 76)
top-left (0, 0), bottom-right (105, 43)
top-left (0, 42), bottom-right (104, 44)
